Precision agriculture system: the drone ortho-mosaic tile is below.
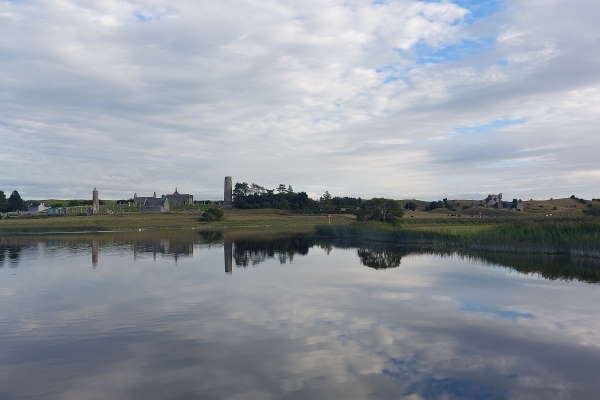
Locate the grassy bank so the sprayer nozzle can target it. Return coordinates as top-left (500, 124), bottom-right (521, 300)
top-left (0, 209), bottom-right (354, 235)
top-left (316, 219), bottom-right (600, 257)
top-left (4, 210), bottom-right (600, 257)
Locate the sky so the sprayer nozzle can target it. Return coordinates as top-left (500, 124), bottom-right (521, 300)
top-left (1, 0), bottom-right (599, 201)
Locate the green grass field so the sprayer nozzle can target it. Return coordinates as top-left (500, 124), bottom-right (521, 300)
top-left (0, 209), bottom-right (355, 235)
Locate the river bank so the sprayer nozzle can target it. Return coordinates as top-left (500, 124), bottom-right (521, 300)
top-left (0, 209), bottom-right (354, 235)
top-left (316, 219), bottom-right (600, 258)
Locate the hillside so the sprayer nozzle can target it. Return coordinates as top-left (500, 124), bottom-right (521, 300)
top-left (400, 197), bottom-right (599, 217)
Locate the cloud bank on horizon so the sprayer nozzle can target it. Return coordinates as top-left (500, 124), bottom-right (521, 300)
top-left (1, 0), bottom-right (599, 200)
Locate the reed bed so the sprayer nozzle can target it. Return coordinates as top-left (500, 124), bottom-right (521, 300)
top-left (316, 220), bottom-right (600, 257)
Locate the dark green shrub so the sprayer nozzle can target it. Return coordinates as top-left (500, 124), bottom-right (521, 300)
top-left (200, 208), bottom-right (224, 222)
top-left (584, 206), bottom-right (600, 217)
top-left (356, 198), bottom-right (403, 222)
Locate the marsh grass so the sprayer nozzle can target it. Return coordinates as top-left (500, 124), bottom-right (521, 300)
top-left (316, 220), bottom-right (600, 257)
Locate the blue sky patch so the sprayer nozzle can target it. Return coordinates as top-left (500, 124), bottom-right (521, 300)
top-left (377, 65), bottom-right (414, 84)
top-left (452, 0), bottom-right (504, 22)
top-left (376, 65), bottom-right (395, 73)
top-left (134, 13), bottom-right (160, 22)
top-left (461, 303), bottom-right (534, 319)
top-left (496, 59), bottom-right (509, 66)
top-left (455, 118), bottom-right (525, 135)
top-left (415, 38), bottom-right (494, 64)
top-left (423, 0), bottom-right (504, 24)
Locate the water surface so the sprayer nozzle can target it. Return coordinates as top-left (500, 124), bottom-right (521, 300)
top-left (1, 232), bottom-right (600, 399)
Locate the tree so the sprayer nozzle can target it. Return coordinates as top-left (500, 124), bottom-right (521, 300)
top-left (250, 183), bottom-right (266, 195)
top-left (320, 191), bottom-right (333, 211)
top-left (277, 184), bottom-right (287, 194)
top-left (425, 200), bottom-right (444, 211)
top-left (442, 198), bottom-right (454, 210)
top-left (404, 201), bottom-right (417, 211)
top-left (233, 182), bottom-right (250, 207)
top-left (233, 182), bottom-right (250, 197)
top-left (287, 185), bottom-right (294, 193)
top-left (7, 190), bottom-right (24, 212)
top-left (231, 181), bottom-right (318, 211)
top-left (356, 198), bottom-right (403, 222)
top-left (200, 207), bottom-right (224, 222)
top-left (0, 191), bottom-right (7, 213)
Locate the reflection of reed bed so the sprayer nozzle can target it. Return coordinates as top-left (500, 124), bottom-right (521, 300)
top-left (456, 251), bottom-right (600, 283)
top-left (315, 221), bottom-right (600, 258)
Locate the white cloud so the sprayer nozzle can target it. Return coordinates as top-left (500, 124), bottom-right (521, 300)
top-left (1, 0), bottom-right (599, 200)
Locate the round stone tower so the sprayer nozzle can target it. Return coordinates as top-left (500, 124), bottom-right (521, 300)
top-left (92, 188), bottom-right (99, 215)
top-left (224, 177), bottom-right (233, 209)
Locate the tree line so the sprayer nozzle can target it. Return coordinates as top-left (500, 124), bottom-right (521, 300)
top-left (233, 183), bottom-right (317, 211)
top-left (232, 182), bottom-right (403, 222)
top-left (0, 190), bottom-right (25, 213)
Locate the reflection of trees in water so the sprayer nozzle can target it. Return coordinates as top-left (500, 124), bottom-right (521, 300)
top-left (0, 244), bottom-right (25, 267)
top-left (357, 248), bottom-right (409, 269)
top-left (232, 237), bottom-right (313, 267)
top-left (198, 230), bottom-right (224, 244)
top-left (0, 238), bottom-right (30, 268)
top-left (2, 232), bottom-right (600, 283)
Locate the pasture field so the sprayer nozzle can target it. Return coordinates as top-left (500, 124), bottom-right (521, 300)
top-left (0, 209), bottom-right (354, 235)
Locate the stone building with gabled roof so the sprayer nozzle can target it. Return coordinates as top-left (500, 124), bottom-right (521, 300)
top-left (163, 188), bottom-right (193, 208)
top-left (134, 192), bottom-right (170, 212)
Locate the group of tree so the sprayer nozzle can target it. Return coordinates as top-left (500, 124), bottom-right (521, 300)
top-left (404, 201), bottom-right (417, 211)
top-left (425, 198), bottom-right (453, 211)
top-left (0, 190), bottom-right (25, 213)
top-left (233, 182), bottom-right (318, 212)
top-left (199, 207), bottom-right (224, 222)
top-left (356, 198), bottom-right (404, 222)
top-left (570, 195), bottom-right (589, 205)
top-left (232, 182), bottom-right (404, 222)
top-left (319, 191), bottom-right (363, 212)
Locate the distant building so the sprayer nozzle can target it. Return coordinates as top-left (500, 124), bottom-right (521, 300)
top-left (483, 193), bottom-right (503, 209)
top-left (47, 207), bottom-right (66, 216)
top-left (27, 202), bottom-right (49, 213)
top-left (134, 192), bottom-right (171, 212)
top-left (163, 188), bottom-right (193, 208)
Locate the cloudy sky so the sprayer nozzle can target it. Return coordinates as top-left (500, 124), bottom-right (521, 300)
top-left (1, 0), bottom-right (599, 200)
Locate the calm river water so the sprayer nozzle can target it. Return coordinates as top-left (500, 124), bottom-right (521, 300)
top-left (1, 231), bottom-right (600, 399)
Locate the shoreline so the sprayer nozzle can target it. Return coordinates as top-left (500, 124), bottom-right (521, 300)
top-left (0, 210), bottom-right (355, 236)
top-left (315, 222), bottom-right (600, 258)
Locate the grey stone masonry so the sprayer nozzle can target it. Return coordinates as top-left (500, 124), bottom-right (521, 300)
top-left (92, 188), bottom-right (100, 215)
top-left (224, 176), bottom-right (233, 208)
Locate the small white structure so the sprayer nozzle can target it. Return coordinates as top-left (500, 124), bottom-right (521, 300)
top-left (27, 202), bottom-right (49, 213)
